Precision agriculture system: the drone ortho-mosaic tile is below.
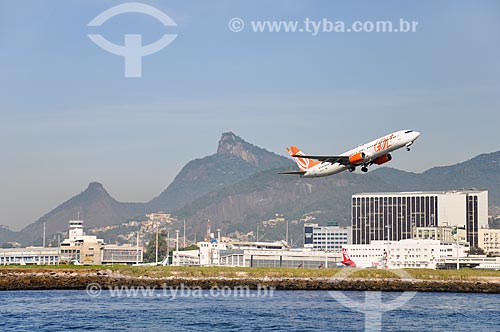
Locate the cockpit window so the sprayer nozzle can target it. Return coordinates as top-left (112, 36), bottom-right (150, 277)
top-left (405, 130), bottom-right (413, 133)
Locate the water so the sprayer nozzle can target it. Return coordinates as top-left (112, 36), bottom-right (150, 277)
top-left (0, 290), bottom-right (499, 331)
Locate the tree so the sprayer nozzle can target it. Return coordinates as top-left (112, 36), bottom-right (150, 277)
top-left (179, 244), bottom-right (198, 251)
top-left (143, 232), bottom-right (199, 263)
top-left (468, 246), bottom-right (486, 256)
top-left (143, 232), bottom-right (170, 263)
top-left (489, 218), bottom-right (500, 229)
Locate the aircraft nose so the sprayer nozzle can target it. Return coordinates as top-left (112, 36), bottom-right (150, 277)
top-left (413, 131), bottom-right (421, 140)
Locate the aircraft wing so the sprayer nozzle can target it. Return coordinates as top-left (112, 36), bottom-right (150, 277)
top-left (292, 154), bottom-right (351, 165)
top-left (277, 170), bottom-right (306, 175)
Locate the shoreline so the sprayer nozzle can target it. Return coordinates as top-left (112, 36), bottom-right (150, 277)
top-left (1, 268), bottom-right (500, 293)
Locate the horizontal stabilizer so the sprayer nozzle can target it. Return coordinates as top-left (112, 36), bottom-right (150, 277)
top-left (278, 171), bottom-right (306, 176)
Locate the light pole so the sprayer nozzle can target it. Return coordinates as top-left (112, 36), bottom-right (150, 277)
top-left (411, 218), bottom-right (415, 238)
top-left (155, 223), bottom-right (159, 265)
top-left (166, 230), bottom-right (170, 266)
top-left (136, 230), bottom-right (140, 265)
top-left (323, 227), bottom-right (327, 252)
top-left (452, 226), bottom-right (460, 270)
top-left (42, 220), bottom-right (46, 248)
top-left (217, 228), bottom-right (221, 266)
top-left (285, 220), bottom-right (289, 244)
top-left (183, 219), bottom-right (186, 248)
top-left (57, 234), bottom-right (61, 266)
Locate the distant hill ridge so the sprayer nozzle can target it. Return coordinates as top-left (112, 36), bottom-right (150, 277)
top-left (8, 133), bottom-right (500, 245)
top-left (18, 182), bottom-right (149, 244)
top-left (147, 131), bottom-right (291, 211)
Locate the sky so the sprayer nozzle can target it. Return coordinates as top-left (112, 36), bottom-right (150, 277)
top-left (1, 0), bottom-right (499, 230)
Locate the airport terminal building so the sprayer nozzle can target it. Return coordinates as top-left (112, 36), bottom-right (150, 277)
top-left (351, 190), bottom-right (488, 247)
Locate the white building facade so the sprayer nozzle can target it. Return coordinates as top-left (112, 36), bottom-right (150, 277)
top-left (343, 239), bottom-right (469, 269)
top-left (171, 240), bottom-right (343, 268)
top-left (304, 223), bottom-right (351, 251)
top-left (0, 247), bottom-right (59, 265)
top-left (172, 240), bottom-right (228, 266)
top-left (479, 228), bottom-right (500, 256)
top-left (352, 190), bottom-right (488, 248)
top-left (60, 219), bottom-right (143, 265)
top-left (219, 248), bottom-right (342, 268)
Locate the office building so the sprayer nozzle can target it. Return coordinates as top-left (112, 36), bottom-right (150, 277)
top-left (351, 190), bottom-right (488, 246)
top-left (479, 228), bottom-right (500, 256)
top-left (412, 226), bottom-right (454, 242)
top-left (304, 222), bottom-right (351, 251)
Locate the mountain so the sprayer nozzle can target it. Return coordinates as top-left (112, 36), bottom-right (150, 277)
top-left (0, 226), bottom-right (21, 246)
top-left (15, 132), bottom-right (291, 245)
top-left (12, 131), bottom-right (500, 245)
top-left (147, 132), bottom-right (291, 212)
top-left (153, 143), bottom-right (500, 228)
top-left (175, 169), bottom-right (398, 233)
top-left (18, 182), bottom-right (148, 244)
top-left (175, 150), bottom-right (500, 232)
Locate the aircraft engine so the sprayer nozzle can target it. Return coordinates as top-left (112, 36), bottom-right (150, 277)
top-left (349, 152), bottom-right (366, 165)
top-left (374, 153), bottom-right (392, 165)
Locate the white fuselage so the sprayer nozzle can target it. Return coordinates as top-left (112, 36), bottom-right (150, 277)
top-left (303, 130), bottom-right (420, 178)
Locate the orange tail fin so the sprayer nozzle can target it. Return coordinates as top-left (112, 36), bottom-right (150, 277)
top-left (286, 146), bottom-right (320, 171)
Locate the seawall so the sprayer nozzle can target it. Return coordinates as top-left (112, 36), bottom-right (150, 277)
top-left (1, 269), bottom-right (500, 293)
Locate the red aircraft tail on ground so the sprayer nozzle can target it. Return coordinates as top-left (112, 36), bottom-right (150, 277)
top-left (341, 248), bottom-right (356, 267)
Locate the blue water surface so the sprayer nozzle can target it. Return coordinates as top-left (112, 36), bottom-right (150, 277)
top-left (0, 290), bottom-right (499, 331)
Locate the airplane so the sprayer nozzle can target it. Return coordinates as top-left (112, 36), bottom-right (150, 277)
top-left (279, 130), bottom-right (420, 178)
